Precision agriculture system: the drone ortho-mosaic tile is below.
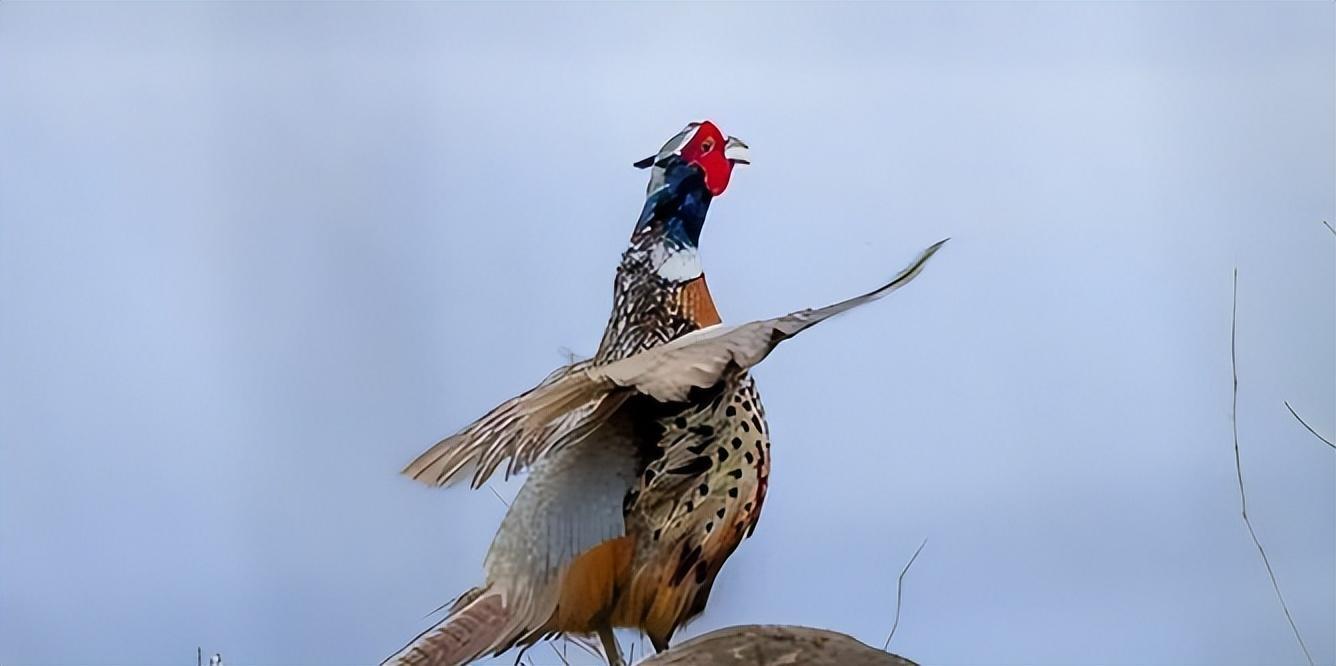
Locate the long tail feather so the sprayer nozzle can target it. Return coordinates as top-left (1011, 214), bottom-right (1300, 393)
top-left (384, 591), bottom-right (511, 666)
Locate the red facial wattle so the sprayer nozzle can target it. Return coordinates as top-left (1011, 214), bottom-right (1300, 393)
top-left (679, 121), bottom-right (734, 196)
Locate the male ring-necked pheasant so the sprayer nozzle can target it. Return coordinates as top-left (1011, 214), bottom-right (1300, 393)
top-left (388, 122), bottom-right (945, 666)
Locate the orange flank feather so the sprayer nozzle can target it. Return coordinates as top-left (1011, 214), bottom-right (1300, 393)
top-left (678, 276), bottom-right (722, 327)
top-left (550, 536), bottom-right (635, 633)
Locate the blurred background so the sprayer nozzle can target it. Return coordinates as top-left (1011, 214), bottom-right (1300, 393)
top-left (1, 3), bottom-right (1332, 665)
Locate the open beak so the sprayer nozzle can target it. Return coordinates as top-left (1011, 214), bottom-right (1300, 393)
top-left (724, 136), bottom-right (750, 165)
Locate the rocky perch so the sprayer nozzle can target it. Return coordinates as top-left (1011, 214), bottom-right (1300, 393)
top-left (639, 625), bottom-right (916, 666)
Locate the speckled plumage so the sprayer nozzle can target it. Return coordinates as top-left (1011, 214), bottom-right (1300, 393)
top-left (387, 121), bottom-right (944, 666)
top-left (591, 214), bottom-right (772, 650)
top-left (392, 132), bottom-right (759, 664)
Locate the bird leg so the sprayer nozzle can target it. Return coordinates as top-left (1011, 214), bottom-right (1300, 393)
top-left (597, 626), bottom-right (626, 666)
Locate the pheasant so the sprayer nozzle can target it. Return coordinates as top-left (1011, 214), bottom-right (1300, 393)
top-left (387, 121), bottom-right (946, 666)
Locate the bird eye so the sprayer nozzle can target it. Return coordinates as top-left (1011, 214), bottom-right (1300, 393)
top-left (700, 139), bottom-right (715, 153)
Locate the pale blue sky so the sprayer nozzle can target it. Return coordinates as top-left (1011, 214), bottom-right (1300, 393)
top-left (1, 3), bottom-right (1332, 665)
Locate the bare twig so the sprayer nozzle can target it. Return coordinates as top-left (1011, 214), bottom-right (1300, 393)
top-left (549, 642), bottom-right (572, 666)
top-left (1322, 220), bottom-right (1335, 236)
top-left (1231, 271), bottom-right (1314, 666)
top-left (1284, 401), bottom-right (1334, 450)
top-left (883, 538), bottom-right (927, 651)
top-left (416, 604), bottom-right (447, 623)
top-left (573, 636), bottom-right (604, 661)
top-left (489, 485), bottom-right (512, 508)
top-left (421, 584), bottom-right (479, 620)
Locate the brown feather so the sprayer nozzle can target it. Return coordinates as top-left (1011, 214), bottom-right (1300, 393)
top-left (403, 240), bottom-right (945, 490)
top-left (383, 591), bottom-right (510, 666)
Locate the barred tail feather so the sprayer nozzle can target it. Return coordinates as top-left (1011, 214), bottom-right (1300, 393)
top-left (384, 591), bottom-right (511, 666)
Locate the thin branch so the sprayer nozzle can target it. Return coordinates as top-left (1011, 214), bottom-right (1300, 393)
top-left (421, 600), bottom-right (451, 620)
top-left (1232, 272), bottom-right (1247, 517)
top-left (1231, 270), bottom-right (1314, 666)
top-left (421, 585), bottom-right (477, 621)
top-left (489, 485), bottom-right (512, 508)
top-left (548, 642), bottom-right (571, 666)
top-left (1285, 401), bottom-right (1334, 450)
top-left (883, 538), bottom-right (927, 651)
top-left (561, 634), bottom-right (603, 662)
top-left (1322, 220), bottom-right (1335, 236)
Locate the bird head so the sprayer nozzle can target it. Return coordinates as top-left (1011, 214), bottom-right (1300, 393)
top-left (635, 121), bottom-right (750, 197)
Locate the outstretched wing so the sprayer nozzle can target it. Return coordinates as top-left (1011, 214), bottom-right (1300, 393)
top-left (402, 359), bottom-right (626, 488)
top-left (593, 238), bottom-right (947, 402)
top-left (403, 239), bottom-right (947, 488)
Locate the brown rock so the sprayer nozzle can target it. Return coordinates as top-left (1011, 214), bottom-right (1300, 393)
top-left (638, 625), bottom-right (917, 666)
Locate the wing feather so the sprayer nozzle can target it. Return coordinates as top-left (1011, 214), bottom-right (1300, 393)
top-left (592, 238), bottom-right (948, 400)
top-left (403, 239), bottom-right (946, 488)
